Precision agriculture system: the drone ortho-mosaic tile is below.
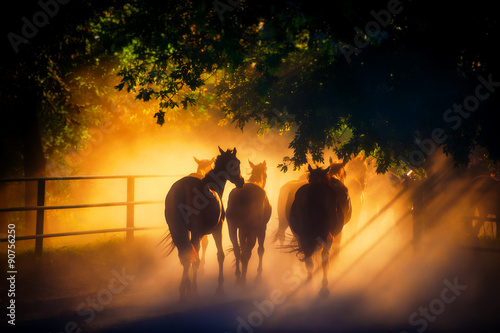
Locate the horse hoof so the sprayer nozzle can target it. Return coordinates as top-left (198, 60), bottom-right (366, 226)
top-left (215, 285), bottom-right (225, 296)
top-left (319, 287), bottom-right (330, 298)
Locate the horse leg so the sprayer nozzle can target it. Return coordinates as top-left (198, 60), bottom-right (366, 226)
top-left (330, 231), bottom-right (342, 267)
top-left (228, 223), bottom-right (241, 284)
top-left (320, 239), bottom-right (332, 297)
top-left (256, 225), bottom-right (266, 283)
top-left (199, 235), bottom-right (209, 276)
top-left (178, 250), bottom-right (192, 301)
top-left (240, 229), bottom-right (256, 286)
top-left (190, 235), bottom-right (202, 297)
top-left (213, 222), bottom-right (225, 295)
top-left (304, 256), bottom-right (314, 283)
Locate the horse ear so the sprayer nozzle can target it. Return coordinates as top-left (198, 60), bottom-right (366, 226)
top-left (233, 147), bottom-right (237, 155)
top-left (211, 157), bottom-right (215, 163)
top-left (329, 157), bottom-right (333, 164)
top-left (249, 160), bottom-right (255, 168)
top-left (194, 156), bottom-right (200, 164)
top-left (308, 164), bottom-right (313, 172)
top-left (325, 166), bottom-right (331, 173)
top-left (263, 160), bottom-right (266, 167)
top-left (218, 146), bottom-right (224, 154)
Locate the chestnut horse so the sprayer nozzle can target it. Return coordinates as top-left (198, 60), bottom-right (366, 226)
top-left (164, 147), bottom-right (244, 300)
top-left (289, 165), bottom-right (346, 296)
top-left (188, 157), bottom-right (215, 179)
top-left (226, 161), bottom-right (272, 285)
top-left (275, 172), bottom-right (308, 245)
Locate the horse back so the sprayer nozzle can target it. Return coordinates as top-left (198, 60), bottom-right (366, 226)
top-left (165, 176), bottom-right (222, 235)
top-left (290, 182), bottom-right (342, 237)
top-left (227, 183), bottom-right (272, 229)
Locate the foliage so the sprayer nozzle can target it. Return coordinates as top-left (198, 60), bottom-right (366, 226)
top-left (94, 0), bottom-right (500, 173)
top-left (2, 0), bottom-right (499, 177)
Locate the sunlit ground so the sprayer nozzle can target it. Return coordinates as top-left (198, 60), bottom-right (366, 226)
top-left (1, 121), bottom-right (499, 332)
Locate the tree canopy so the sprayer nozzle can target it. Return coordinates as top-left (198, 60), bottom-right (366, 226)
top-left (2, 0), bottom-right (499, 178)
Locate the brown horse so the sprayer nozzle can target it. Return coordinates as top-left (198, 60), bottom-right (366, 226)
top-left (275, 172), bottom-right (308, 245)
top-left (164, 147), bottom-right (244, 300)
top-left (289, 165), bottom-right (345, 296)
top-left (337, 156), bottom-right (366, 238)
top-left (188, 157), bottom-right (215, 179)
top-left (328, 158), bottom-right (353, 225)
top-left (226, 160), bottom-right (272, 286)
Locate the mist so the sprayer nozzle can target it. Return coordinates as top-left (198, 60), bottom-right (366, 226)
top-left (4, 85), bottom-right (498, 332)
top-left (8, 111), bottom-right (498, 332)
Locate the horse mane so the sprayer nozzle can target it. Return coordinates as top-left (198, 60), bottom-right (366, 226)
top-left (247, 161), bottom-right (267, 187)
top-left (212, 148), bottom-right (234, 172)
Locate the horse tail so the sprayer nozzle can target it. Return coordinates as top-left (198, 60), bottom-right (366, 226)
top-left (157, 231), bottom-right (176, 258)
top-left (164, 198), bottom-right (198, 264)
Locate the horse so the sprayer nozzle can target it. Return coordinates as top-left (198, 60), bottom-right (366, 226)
top-left (226, 160), bottom-right (272, 286)
top-left (328, 158), bottom-right (352, 225)
top-left (164, 147), bottom-right (244, 300)
top-left (289, 165), bottom-right (346, 297)
top-left (188, 156), bottom-right (215, 179)
top-left (275, 172), bottom-right (308, 245)
top-left (338, 156), bottom-right (366, 238)
top-left (187, 156), bottom-right (215, 273)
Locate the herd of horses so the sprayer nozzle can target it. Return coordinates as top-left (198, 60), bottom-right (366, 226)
top-left (163, 147), bottom-right (500, 301)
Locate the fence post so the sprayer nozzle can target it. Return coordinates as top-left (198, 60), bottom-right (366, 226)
top-left (126, 177), bottom-right (135, 243)
top-left (35, 179), bottom-right (45, 256)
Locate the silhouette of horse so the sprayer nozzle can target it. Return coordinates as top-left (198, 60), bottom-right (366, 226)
top-left (469, 174), bottom-right (500, 239)
top-left (328, 158), bottom-right (352, 225)
top-left (164, 147), bottom-right (244, 300)
top-left (340, 156), bottom-right (367, 238)
top-left (289, 165), bottom-right (345, 296)
top-left (275, 172), bottom-right (308, 245)
top-left (187, 156), bottom-right (215, 273)
top-left (188, 157), bottom-right (215, 179)
top-left (226, 160), bottom-right (272, 286)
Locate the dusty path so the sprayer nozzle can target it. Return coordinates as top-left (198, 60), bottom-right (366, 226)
top-left (3, 233), bottom-right (500, 333)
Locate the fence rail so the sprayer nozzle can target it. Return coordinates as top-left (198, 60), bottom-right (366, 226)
top-left (0, 175), bottom-right (179, 255)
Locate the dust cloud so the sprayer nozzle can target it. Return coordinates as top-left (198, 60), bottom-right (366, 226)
top-left (5, 81), bottom-right (499, 331)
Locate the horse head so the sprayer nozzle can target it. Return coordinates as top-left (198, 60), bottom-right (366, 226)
top-left (194, 156), bottom-right (215, 177)
top-left (328, 157), bottom-right (347, 183)
top-left (215, 146), bottom-right (244, 188)
top-left (248, 160), bottom-right (267, 188)
top-left (307, 164), bottom-right (331, 184)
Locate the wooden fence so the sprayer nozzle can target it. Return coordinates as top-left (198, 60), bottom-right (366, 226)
top-left (0, 175), bottom-right (178, 255)
top-left (1, 175), bottom-right (498, 256)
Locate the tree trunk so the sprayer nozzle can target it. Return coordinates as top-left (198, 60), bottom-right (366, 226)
top-left (23, 97), bottom-right (46, 237)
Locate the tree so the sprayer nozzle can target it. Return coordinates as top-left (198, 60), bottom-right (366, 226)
top-left (94, 0), bottom-right (499, 173)
top-left (0, 0), bottom-right (124, 233)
